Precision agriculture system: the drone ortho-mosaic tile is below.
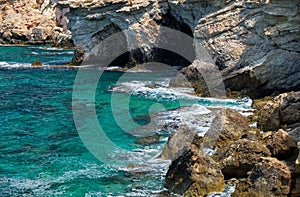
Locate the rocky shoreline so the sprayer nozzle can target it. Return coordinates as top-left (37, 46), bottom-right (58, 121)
top-left (1, 0), bottom-right (300, 196)
top-left (158, 91), bottom-right (300, 196)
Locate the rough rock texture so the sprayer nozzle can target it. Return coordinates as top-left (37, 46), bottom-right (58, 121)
top-left (213, 139), bottom-right (271, 178)
top-left (0, 0), bottom-right (72, 45)
top-left (265, 129), bottom-right (299, 161)
top-left (249, 157), bottom-right (292, 196)
top-left (202, 108), bottom-right (250, 149)
top-left (165, 145), bottom-right (225, 196)
top-left (169, 60), bottom-right (226, 97)
top-left (233, 157), bottom-right (292, 197)
top-left (257, 91), bottom-right (300, 131)
top-left (159, 125), bottom-right (202, 161)
top-left (62, 0), bottom-right (300, 98)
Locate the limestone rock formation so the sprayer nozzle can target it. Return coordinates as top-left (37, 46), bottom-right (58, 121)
top-left (213, 138), bottom-right (271, 178)
top-left (0, 0), bottom-right (72, 45)
top-left (257, 91), bottom-right (300, 131)
top-left (164, 145), bottom-right (225, 196)
top-left (60, 0), bottom-right (299, 98)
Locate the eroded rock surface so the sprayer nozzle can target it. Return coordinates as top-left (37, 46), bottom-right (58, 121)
top-left (257, 91), bottom-right (300, 131)
top-left (165, 145), bottom-right (225, 196)
top-left (265, 129), bottom-right (299, 161)
top-left (202, 108), bottom-right (250, 149)
top-left (0, 0), bottom-right (72, 45)
top-left (61, 0), bottom-right (299, 98)
top-left (213, 139), bottom-right (271, 178)
top-left (233, 157), bottom-right (292, 197)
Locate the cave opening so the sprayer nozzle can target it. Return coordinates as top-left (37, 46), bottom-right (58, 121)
top-left (107, 11), bottom-right (195, 69)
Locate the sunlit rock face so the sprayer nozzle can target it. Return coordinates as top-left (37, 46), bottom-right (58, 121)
top-left (0, 0), bottom-right (72, 45)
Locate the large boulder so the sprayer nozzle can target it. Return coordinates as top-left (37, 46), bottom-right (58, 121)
top-left (165, 145), bottom-right (225, 196)
top-left (202, 108), bottom-right (250, 150)
top-left (265, 129), bottom-right (299, 161)
top-left (257, 91), bottom-right (300, 131)
top-left (159, 125), bottom-right (202, 161)
top-left (233, 157), bottom-right (292, 197)
top-left (249, 157), bottom-right (292, 196)
top-left (170, 60), bottom-right (225, 97)
top-left (213, 139), bottom-right (271, 178)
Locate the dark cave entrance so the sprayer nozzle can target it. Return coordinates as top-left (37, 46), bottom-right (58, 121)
top-left (108, 12), bottom-right (195, 68)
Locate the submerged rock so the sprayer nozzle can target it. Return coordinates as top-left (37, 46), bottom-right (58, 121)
top-left (165, 145), bottom-right (225, 196)
top-left (213, 139), bottom-right (271, 178)
top-left (32, 60), bottom-right (42, 67)
top-left (135, 135), bottom-right (161, 146)
top-left (257, 91), bottom-right (300, 131)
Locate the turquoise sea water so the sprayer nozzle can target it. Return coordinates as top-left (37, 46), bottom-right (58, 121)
top-left (0, 46), bottom-right (251, 196)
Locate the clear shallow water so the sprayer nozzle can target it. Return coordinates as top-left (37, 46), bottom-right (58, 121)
top-left (0, 46), bottom-right (251, 196)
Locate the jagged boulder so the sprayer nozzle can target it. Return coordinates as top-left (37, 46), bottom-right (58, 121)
top-left (257, 91), bottom-right (300, 131)
top-left (165, 145), bottom-right (225, 196)
top-left (265, 129), bottom-right (299, 161)
top-left (202, 108), bottom-right (250, 149)
top-left (213, 139), bottom-right (271, 178)
top-left (233, 157), bottom-right (292, 197)
top-left (159, 125), bottom-right (202, 161)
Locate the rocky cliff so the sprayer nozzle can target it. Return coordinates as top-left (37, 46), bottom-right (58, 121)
top-left (60, 0), bottom-right (299, 98)
top-left (0, 0), bottom-right (72, 46)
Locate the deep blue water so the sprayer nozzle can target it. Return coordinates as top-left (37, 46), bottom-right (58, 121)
top-left (0, 46), bottom-right (250, 196)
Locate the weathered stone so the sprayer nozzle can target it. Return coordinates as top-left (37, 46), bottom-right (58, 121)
top-left (165, 145), bottom-right (225, 196)
top-left (159, 125), bottom-right (202, 161)
top-left (265, 129), bottom-right (299, 161)
top-left (213, 139), bottom-right (271, 178)
top-left (202, 108), bottom-right (250, 149)
top-left (233, 157), bottom-right (293, 197)
top-left (170, 60), bottom-right (225, 97)
top-left (249, 157), bottom-right (292, 196)
top-left (257, 91), bottom-right (300, 131)
top-left (0, 0), bottom-right (72, 45)
top-left (135, 135), bottom-right (161, 146)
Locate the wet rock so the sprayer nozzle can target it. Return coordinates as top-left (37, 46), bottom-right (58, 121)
top-left (135, 135), bottom-right (161, 146)
top-left (170, 60), bottom-right (225, 97)
top-left (265, 129), bottom-right (299, 161)
top-left (202, 108), bottom-right (250, 150)
top-left (165, 145), bottom-right (225, 196)
top-left (69, 48), bottom-right (85, 66)
top-left (32, 60), bottom-right (42, 67)
top-left (257, 91), bottom-right (300, 131)
top-left (159, 125), bottom-right (202, 161)
top-left (213, 139), bottom-right (271, 178)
